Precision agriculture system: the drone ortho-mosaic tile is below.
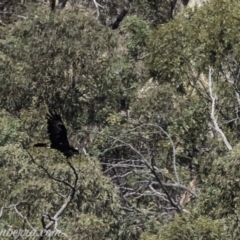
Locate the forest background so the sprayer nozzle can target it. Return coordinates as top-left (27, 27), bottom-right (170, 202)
top-left (1, 0), bottom-right (240, 239)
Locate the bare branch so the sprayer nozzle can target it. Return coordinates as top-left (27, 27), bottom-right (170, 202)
top-left (110, 135), bottom-right (182, 212)
top-left (0, 201), bottom-right (36, 232)
top-left (92, 0), bottom-right (104, 17)
top-left (152, 124), bottom-right (179, 183)
top-left (21, 144), bottom-right (79, 239)
top-left (23, 146), bottom-right (74, 189)
top-left (208, 67), bottom-right (232, 150)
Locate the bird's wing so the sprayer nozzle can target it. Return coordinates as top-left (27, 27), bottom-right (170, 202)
top-left (47, 110), bottom-right (70, 149)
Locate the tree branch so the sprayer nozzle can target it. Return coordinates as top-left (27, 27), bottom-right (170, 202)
top-left (21, 144), bottom-right (79, 239)
top-left (208, 67), bottom-right (232, 150)
top-left (92, 0), bottom-right (104, 17)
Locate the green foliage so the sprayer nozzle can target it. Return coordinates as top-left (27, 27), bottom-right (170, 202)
top-left (198, 144), bottom-right (240, 238)
top-left (0, 110), bottom-right (26, 146)
top-left (142, 213), bottom-right (228, 240)
top-left (3, 0), bottom-right (240, 239)
top-left (0, 2), bottom-right (153, 238)
top-left (147, 0), bottom-right (240, 83)
top-left (0, 5), bottom-right (139, 127)
top-left (145, 0), bottom-right (240, 166)
top-left (129, 0), bottom-right (174, 25)
top-left (123, 15), bottom-right (151, 60)
top-left (0, 141), bottom-right (122, 238)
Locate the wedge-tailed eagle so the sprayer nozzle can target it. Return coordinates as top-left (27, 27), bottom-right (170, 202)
top-left (34, 110), bottom-right (79, 158)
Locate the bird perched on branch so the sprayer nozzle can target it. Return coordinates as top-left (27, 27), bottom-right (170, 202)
top-left (34, 110), bottom-right (79, 158)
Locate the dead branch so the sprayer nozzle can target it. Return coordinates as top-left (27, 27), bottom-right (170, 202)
top-left (100, 124), bottom-right (188, 215)
top-left (92, 0), bottom-right (104, 17)
top-left (208, 67), bottom-right (232, 150)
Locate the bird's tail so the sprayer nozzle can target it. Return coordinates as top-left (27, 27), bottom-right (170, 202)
top-left (34, 143), bottom-right (48, 147)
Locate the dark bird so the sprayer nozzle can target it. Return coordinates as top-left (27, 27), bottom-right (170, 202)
top-left (34, 110), bottom-right (79, 158)
top-left (111, 9), bottom-right (128, 30)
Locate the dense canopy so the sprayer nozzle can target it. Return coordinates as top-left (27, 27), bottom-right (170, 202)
top-left (1, 0), bottom-right (240, 239)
